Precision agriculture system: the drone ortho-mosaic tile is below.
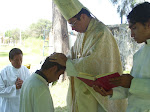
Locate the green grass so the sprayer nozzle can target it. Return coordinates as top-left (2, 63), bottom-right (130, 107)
top-left (0, 52), bottom-right (8, 57)
top-left (123, 71), bottom-right (130, 74)
top-left (50, 79), bottom-right (69, 112)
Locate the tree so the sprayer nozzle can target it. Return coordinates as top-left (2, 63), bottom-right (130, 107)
top-left (5, 30), bottom-right (11, 37)
top-left (28, 19), bottom-right (52, 38)
top-left (52, 2), bottom-right (69, 81)
top-left (5, 28), bottom-right (20, 44)
top-left (110, 0), bottom-right (145, 24)
top-left (52, 2), bottom-right (69, 55)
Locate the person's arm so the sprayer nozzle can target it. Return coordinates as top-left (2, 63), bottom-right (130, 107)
top-left (109, 74), bottom-right (133, 88)
top-left (93, 74), bottom-right (131, 99)
top-left (94, 74), bottom-right (150, 99)
top-left (129, 78), bottom-right (150, 98)
top-left (24, 66), bottom-right (31, 79)
top-left (14, 67), bottom-right (30, 90)
top-left (93, 85), bottom-right (129, 99)
top-left (0, 72), bottom-right (17, 98)
top-left (15, 77), bottom-right (23, 89)
top-left (111, 78), bottom-right (150, 99)
top-left (110, 87), bottom-right (129, 99)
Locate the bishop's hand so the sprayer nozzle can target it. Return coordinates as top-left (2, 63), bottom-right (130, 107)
top-left (93, 85), bottom-right (113, 96)
top-left (49, 52), bottom-right (67, 66)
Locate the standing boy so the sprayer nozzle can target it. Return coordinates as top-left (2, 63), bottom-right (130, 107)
top-left (0, 48), bottom-right (30, 112)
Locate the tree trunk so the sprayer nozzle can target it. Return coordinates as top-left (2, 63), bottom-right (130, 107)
top-left (52, 2), bottom-right (69, 55)
top-left (52, 2), bottom-right (69, 81)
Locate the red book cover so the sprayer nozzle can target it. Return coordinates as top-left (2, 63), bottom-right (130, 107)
top-left (77, 72), bottom-right (120, 91)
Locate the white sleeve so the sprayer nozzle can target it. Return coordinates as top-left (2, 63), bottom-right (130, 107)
top-left (24, 67), bottom-right (30, 80)
top-left (0, 73), bottom-right (17, 98)
top-left (129, 78), bottom-right (150, 98)
top-left (66, 59), bottom-right (79, 77)
top-left (110, 86), bottom-right (129, 99)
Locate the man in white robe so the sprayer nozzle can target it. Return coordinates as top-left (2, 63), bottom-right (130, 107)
top-left (0, 48), bottom-right (30, 112)
top-left (93, 2), bottom-right (150, 112)
top-left (52, 0), bottom-right (127, 111)
top-left (19, 53), bottom-right (67, 112)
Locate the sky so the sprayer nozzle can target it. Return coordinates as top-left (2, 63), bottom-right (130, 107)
top-left (0, 0), bottom-right (52, 31)
top-left (0, 0), bottom-right (150, 32)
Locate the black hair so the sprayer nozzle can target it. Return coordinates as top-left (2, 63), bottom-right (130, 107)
top-left (73, 8), bottom-right (91, 20)
top-left (127, 2), bottom-right (150, 25)
top-left (41, 57), bottom-right (66, 72)
top-left (9, 48), bottom-right (23, 59)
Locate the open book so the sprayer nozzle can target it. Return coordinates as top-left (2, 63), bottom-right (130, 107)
top-left (77, 72), bottom-right (120, 91)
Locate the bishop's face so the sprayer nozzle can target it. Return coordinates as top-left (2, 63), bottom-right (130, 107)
top-left (68, 14), bottom-right (89, 33)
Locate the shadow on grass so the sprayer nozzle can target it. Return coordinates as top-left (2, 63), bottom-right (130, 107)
top-left (0, 52), bottom-right (8, 57)
top-left (55, 106), bottom-right (68, 112)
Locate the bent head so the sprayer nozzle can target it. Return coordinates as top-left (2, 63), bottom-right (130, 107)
top-left (127, 2), bottom-right (150, 43)
top-left (9, 48), bottom-right (23, 69)
top-left (41, 57), bottom-right (66, 83)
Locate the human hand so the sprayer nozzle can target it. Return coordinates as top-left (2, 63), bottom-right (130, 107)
top-left (15, 78), bottom-right (23, 89)
top-left (109, 74), bottom-right (133, 88)
top-left (93, 85), bottom-right (113, 96)
top-left (49, 52), bottom-right (67, 66)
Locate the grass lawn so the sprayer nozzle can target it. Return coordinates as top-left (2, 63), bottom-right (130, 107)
top-left (50, 79), bottom-right (69, 112)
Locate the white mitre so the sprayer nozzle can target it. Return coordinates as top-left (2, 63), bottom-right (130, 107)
top-left (53, 0), bottom-right (85, 20)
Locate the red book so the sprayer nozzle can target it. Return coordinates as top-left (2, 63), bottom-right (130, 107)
top-left (77, 72), bottom-right (120, 91)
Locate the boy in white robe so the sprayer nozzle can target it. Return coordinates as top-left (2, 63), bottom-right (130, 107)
top-left (0, 48), bottom-right (30, 112)
top-left (93, 2), bottom-right (150, 112)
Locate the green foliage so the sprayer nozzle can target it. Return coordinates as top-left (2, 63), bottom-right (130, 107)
top-left (21, 31), bottom-right (29, 39)
top-left (28, 19), bottom-right (52, 39)
top-left (5, 28), bottom-right (20, 42)
top-left (110, 0), bottom-right (145, 23)
top-left (11, 28), bottom-right (20, 40)
top-left (4, 19), bottom-right (52, 41)
top-left (123, 71), bottom-right (130, 74)
top-left (5, 30), bottom-right (11, 37)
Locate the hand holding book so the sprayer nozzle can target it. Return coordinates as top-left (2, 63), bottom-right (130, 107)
top-left (77, 72), bottom-right (120, 91)
top-left (93, 85), bottom-right (113, 96)
top-left (109, 74), bottom-right (133, 88)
